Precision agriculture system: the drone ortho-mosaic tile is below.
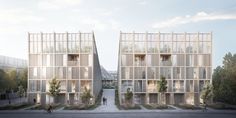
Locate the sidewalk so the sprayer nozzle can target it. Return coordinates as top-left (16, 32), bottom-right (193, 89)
top-left (93, 89), bottom-right (119, 112)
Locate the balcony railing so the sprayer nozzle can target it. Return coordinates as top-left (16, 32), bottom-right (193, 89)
top-left (173, 87), bottom-right (184, 92)
top-left (160, 60), bottom-right (172, 66)
top-left (68, 61), bottom-right (79, 66)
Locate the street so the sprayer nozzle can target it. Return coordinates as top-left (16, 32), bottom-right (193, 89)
top-left (0, 111), bottom-right (235, 118)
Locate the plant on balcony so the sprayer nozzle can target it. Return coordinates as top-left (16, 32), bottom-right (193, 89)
top-left (48, 77), bottom-right (61, 104)
top-left (80, 87), bottom-right (93, 106)
top-left (125, 88), bottom-right (133, 106)
top-left (158, 76), bottom-right (167, 105)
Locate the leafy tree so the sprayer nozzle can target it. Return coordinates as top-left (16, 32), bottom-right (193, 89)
top-left (200, 82), bottom-right (213, 104)
top-left (158, 76), bottom-right (167, 105)
top-left (125, 88), bottom-right (133, 105)
top-left (7, 69), bottom-right (17, 91)
top-left (212, 52), bottom-right (236, 104)
top-left (17, 85), bottom-right (25, 103)
top-left (0, 69), bottom-right (8, 92)
top-left (48, 77), bottom-right (61, 104)
top-left (80, 87), bottom-right (93, 105)
top-left (17, 68), bottom-right (28, 90)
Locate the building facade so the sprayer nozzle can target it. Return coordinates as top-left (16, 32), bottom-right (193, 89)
top-left (28, 32), bottom-right (102, 105)
top-left (118, 32), bottom-right (212, 105)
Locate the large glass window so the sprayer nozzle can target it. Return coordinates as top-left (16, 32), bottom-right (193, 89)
top-left (186, 54), bottom-right (198, 66)
top-left (121, 42), bottom-right (133, 53)
top-left (121, 54), bottom-right (133, 66)
top-left (134, 42), bottom-right (146, 53)
top-left (80, 67), bottom-right (92, 79)
top-left (147, 67), bottom-right (159, 79)
top-left (186, 67), bottom-right (198, 79)
top-left (42, 34), bottom-right (54, 53)
top-left (67, 80), bottom-right (79, 92)
top-left (55, 67), bottom-right (67, 79)
top-left (147, 54), bottom-right (159, 66)
top-left (186, 80), bottom-right (194, 92)
top-left (160, 67), bottom-right (171, 79)
top-left (80, 54), bottom-right (92, 66)
top-left (80, 80), bottom-right (92, 92)
top-left (172, 54), bottom-right (185, 66)
top-left (147, 80), bottom-right (158, 92)
top-left (134, 80), bottom-right (146, 92)
top-left (173, 67), bottom-right (185, 79)
top-left (173, 42), bottom-right (185, 53)
top-left (46, 67), bottom-right (54, 79)
top-left (198, 54), bottom-right (211, 66)
top-left (173, 80), bottom-right (184, 92)
top-left (121, 67), bottom-right (133, 79)
top-left (160, 41), bottom-right (172, 53)
top-left (134, 67), bottom-right (146, 79)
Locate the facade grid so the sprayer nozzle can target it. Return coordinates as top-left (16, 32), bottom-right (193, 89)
top-left (118, 32), bottom-right (212, 105)
top-left (28, 32), bottom-right (102, 105)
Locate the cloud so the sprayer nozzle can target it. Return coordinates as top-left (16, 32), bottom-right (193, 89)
top-left (152, 11), bottom-right (236, 29)
top-left (38, 0), bottom-right (82, 10)
top-left (0, 8), bottom-right (44, 25)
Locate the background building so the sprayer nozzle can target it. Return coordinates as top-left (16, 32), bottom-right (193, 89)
top-left (28, 32), bottom-right (102, 105)
top-left (0, 55), bottom-right (27, 72)
top-left (118, 32), bottom-right (212, 105)
top-left (109, 71), bottom-right (117, 87)
top-left (101, 66), bottom-right (114, 88)
top-left (0, 55), bottom-right (27, 100)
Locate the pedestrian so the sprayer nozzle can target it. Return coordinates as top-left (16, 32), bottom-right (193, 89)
top-left (33, 98), bottom-right (36, 104)
top-left (202, 101), bottom-right (207, 112)
top-left (102, 97), bottom-right (105, 105)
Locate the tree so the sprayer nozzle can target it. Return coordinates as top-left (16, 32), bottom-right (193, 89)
top-left (0, 69), bottom-right (8, 92)
top-left (125, 88), bottom-right (133, 105)
top-left (7, 69), bottom-right (17, 91)
top-left (200, 82), bottom-right (213, 105)
top-left (48, 77), bottom-right (61, 104)
top-left (158, 76), bottom-right (167, 105)
top-left (17, 68), bottom-right (28, 90)
top-left (212, 52), bottom-right (236, 104)
top-left (80, 87), bottom-right (93, 105)
top-left (17, 85), bottom-right (25, 103)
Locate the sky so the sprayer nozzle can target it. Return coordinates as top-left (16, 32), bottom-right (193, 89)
top-left (0, 0), bottom-right (236, 71)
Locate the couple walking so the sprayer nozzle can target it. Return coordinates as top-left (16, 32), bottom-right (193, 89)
top-left (102, 97), bottom-right (107, 105)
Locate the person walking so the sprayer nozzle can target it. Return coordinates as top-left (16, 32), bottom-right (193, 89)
top-left (102, 97), bottom-right (105, 105)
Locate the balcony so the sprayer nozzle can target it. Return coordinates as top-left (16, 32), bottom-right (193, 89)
top-left (68, 61), bottom-right (79, 66)
top-left (160, 54), bottom-right (172, 66)
top-left (134, 54), bottom-right (145, 66)
top-left (160, 60), bottom-right (172, 66)
top-left (68, 54), bottom-right (79, 66)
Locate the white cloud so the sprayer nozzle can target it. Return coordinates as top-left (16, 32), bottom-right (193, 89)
top-left (152, 11), bottom-right (236, 29)
top-left (38, 0), bottom-right (82, 10)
